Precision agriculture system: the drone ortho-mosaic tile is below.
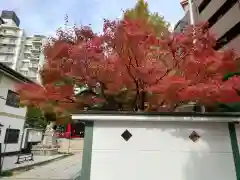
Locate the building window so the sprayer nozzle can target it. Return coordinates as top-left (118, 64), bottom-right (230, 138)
top-left (6, 90), bottom-right (20, 108)
top-left (4, 128), bottom-right (20, 144)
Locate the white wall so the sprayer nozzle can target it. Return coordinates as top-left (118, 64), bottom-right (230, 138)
top-left (0, 73), bottom-right (27, 153)
top-left (0, 75), bottom-right (27, 116)
top-left (58, 138), bottom-right (84, 153)
top-left (90, 121), bottom-right (236, 180)
top-left (0, 115), bottom-right (24, 152)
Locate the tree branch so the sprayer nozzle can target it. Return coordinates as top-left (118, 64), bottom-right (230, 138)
top-left (117, 42), bottom-right (140, 110)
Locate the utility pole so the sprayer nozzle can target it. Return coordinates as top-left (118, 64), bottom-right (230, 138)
top-left (188, 0), bottom-right (205, 113)
top-left (188, 0), bottom-right (199, 25)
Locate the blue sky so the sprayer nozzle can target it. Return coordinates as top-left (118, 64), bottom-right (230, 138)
top-left (0, 0), bottom-right (184, 36)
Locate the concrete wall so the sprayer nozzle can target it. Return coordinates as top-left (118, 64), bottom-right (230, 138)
top-left (0, 73), bottom-right (26, 153)
top-left (176, 0), bottom-right (240, 56)
top-left (58, 138), bottom-right (84, 153)
top-left (222, 34), bottom-right (240, 55)
top-left (207, 3), bottom-right (239, 37)
top-left (90, 121), bottom-right (236, 180)
top-left (199, 0), bottom-right (240, 56)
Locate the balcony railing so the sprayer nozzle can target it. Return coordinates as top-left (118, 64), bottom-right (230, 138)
top-left (20, 67), bottom-right (28, 71)
top-left (0, 32), bottom-right (19, 37)
top-left (24, 50), bottom-right (31, 54)
top-left (0, 41), bottom-right (17, 46)
top-left (29, 64), bottom-right (38, 69)
top-left (31, 56), bottom-right (39, 61)
top-left (19, 70), bottom-right (29, 76)
top-left (30, 48), bottom-right (41, 53)
top-left (33, 37), bottom-right (42, 41)
top-left (0, 50), bottom-right (15, 54)
top-left (0, 59), bottom-right (13, 64)
top-left (22, 59), bottom-right (30, 63)
top-left (25, 43), bottom-right (32, 47)
top-left (32, 40), bottom-right (42, 44)
top-left (29, 74), bottom-right (37, 79)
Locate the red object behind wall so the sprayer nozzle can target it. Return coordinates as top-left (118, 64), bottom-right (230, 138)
top-left (57, 122), bottom-right (84, 139)
top-left (66, 123), bottom-right (72, 138)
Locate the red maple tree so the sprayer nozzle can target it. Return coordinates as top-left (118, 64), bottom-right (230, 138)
top-left (17, 17), bottom-right (240, 115)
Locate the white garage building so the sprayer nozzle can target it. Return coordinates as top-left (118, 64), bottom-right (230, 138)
top-left (72, 112), bottom-right (240, 180)
top-left (0, 62), bottom-right (34, 155)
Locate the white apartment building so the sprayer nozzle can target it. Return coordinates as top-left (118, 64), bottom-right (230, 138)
top-left (0, 11), bottom-right (46, 83)
top-left (175, 0), bottom-right (240, 56)
top-left (19, 35), bottom-right (46, 82)
top-left (0, 11), bottom-right (24, 70)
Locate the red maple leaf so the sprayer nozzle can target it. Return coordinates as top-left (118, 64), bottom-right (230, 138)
top-left (16, 19), bottom-right (240, 113)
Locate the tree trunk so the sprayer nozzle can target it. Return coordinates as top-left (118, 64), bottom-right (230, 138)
top-left (139, 91), bottom-right (146, 111)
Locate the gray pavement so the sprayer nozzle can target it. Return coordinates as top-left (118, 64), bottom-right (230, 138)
top-left (2, 154), bottom-right (65, 171)
top-left (1, 153), bottom-right (82, 180)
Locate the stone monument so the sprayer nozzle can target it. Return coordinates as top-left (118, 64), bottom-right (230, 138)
top-left (32, 122), bottom-right (59, 156)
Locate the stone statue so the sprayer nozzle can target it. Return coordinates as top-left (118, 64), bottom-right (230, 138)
top-left (42, 122), bottom-right (58, 147)
top-left (32, 122), bottom-right (59, 156)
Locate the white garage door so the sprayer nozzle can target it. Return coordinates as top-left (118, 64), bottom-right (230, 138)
top-left (90, 121), bottom-right (236, 180)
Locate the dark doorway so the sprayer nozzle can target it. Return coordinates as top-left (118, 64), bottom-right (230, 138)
top-left (71, 122), bottom-right (85, 138)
